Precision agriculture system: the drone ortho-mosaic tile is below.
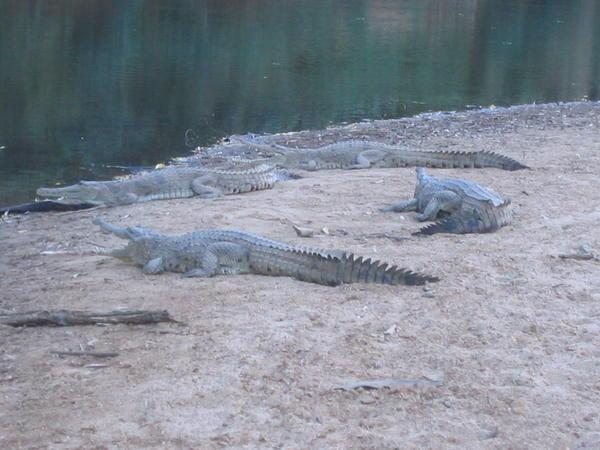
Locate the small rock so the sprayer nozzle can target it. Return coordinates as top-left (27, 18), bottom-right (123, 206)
top-left (306, 311), bottom-right (319, 321)
top-left (293, 225), bottom-right (314, 238)
top-left (510, 398), bottom-right (527, 414)
top-left (422, 370), bottom-right (444, 383)
top-left (321, 227), bottom-right (330, 235)
top-left (578, 243), bottom-right (593, 256)
top-left (583, 412), bottom-right (596, 422)
top-left (479, 427), bottom-right (499, 440)
top-left (358, 394), bottom-right (376, 405)
top-left (383, 325), bottom-right (397, 336)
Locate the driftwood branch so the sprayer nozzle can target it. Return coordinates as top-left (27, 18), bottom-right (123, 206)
top-left (0, 309), bottom-right (175, 327)
top-left (336, 378), bottom-right (443, 391)
top-left (50, 351), bottom-right (119, 358)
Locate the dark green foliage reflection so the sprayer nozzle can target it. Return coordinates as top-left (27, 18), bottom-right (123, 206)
top-left (0, 0), bottom-right (598, 204)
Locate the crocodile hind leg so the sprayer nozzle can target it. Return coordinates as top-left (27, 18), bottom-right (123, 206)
top-left (182, 251), bottom-right (219, 278)
top-left (143, 257), bottom-right (165, 275)
top-left (114, 192), bottom-right (139, 205)
top-left (380, 198), bottom-right (418, 213)
top-left (182, 242), bottom-right (250, 278)
top-left (349, 150), bottom-right (387, 169)
top-left (416, 191), bottom-right (461, 221)
top-left (191, 175), bottom-right (225, 198)
top-left (299, 160), bottom-right (319, 171)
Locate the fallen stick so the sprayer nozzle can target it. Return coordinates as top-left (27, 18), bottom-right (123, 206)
top-left (336, 378), bottom-right (443, 391)
top-left (50, 350), bottom-right (119, 358)
top-left (0, 309), bottom-right (175, 327)
top-left (558, 253), bottom-right (599, 262)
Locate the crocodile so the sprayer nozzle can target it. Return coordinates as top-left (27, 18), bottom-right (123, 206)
top-left (380, 167), bottom-right (512, 235)
top-left (232, 135), bottom-right (528, 171)
top-left (92, 218), bottom-right (439, 286)
top-left (36, 164), bottom-right (289, 207)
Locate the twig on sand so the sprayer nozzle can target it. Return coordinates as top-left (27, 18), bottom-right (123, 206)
top-left (84, 364), bottom-right (109, 369)
top-left (0, 309), bottom-right (176, 327)
top-left (558, 253), bottom-right (599, 262)
top-left (57, 205), bottom-right (104, 216)
top-left (336, 378), bottom-right (443, 391)
top-left (50, 350), bottom-right (119, 358)
top-left (557, 244), bottom-right (599, 262)
top-left (40, 250), bottom-right (81, 256)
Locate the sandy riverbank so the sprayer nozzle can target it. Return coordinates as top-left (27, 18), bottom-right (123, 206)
top-left (1, 102), bottom-right (599, 448)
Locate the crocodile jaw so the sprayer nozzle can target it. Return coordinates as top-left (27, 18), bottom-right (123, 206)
top-left (37, 184), bottom-right (103, 204)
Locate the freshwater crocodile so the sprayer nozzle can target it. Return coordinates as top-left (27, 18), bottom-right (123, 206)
top-left (381, 168), bottom-right (512, 235)
top-left (92, 218), bottom-right (439, 286)
top-left (232, 135), bottom-right (528, 171)
top-left (37, 164), bottom-right (287, 207)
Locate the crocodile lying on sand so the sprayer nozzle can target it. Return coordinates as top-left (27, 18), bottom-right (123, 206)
top-left (92, 218), bottom-right (439, 286)
top-left (232, 135), bottom-right (528, 171)
top-left (37, 164), bottom-right (290, 207)
top-left (381, 168), bottom-right (512, 235)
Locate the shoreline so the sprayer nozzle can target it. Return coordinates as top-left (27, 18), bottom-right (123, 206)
top-left (187, 100), bottom-right (600, 163)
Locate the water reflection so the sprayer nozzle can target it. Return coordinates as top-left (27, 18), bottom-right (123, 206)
top-left (0, 0), bottom-right (598, 204)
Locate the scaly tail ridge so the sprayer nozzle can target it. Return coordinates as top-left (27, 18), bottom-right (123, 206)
top-left (399, 149), bottom-right (528, 171)
top-left (414, 200), bottom-right (512, 235)
top-left (253, 247), bottom-right (438, 286)
top-left (414, 216), bottom-right (476, 236)
top-left (478, 151), bottom-right (529, 171)
top-left (339, 254), bottom-right (439, 286)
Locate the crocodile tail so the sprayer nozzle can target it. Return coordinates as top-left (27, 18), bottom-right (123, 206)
top-left (414, 200), bottom-right (512, 235)
top-left (402, 150), bottom-right (528, 171)
top-left (337, 254), bottom-right (439, 286)
top-left (413, 216), bottom-right (475, 236)
top-left (477, 151), bottom-right (529, 171)
top-left (250, 245), bottom-right (438, 286)
top-left (432, 150), bottom-right (528, 170)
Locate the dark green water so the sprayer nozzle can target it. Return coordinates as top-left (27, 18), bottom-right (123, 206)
top-left (1, 0), bottom-right (599, 205)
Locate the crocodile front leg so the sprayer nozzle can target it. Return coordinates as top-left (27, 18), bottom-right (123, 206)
top-left (114, 192), bottom-right (139, 205)
top-left (182, 242), bottom-right (250, 278)
top-left (380, 198), bottom-right (418, 213)
top-left (348, 150), bottom-right (387, 169)
top-left (298, 160), bottom-right (319, 171)
top-left (191, 175), bottom-right (225, 198)
top-left (417, 191), bottom-right (461, 221)
top-left (182, 250), bottom-right (218, 277)
top-left (143, 257), bottom-right (165, 275)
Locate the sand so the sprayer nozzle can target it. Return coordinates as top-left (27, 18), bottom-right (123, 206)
top-left (1, 102), bottom-right (599, 449)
